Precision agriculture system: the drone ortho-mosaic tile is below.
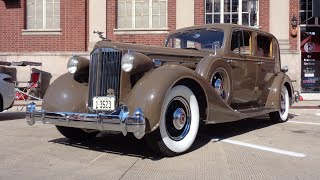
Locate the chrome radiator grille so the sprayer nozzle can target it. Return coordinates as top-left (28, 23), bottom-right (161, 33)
top-left (88, 48), bottom-right (122, 111)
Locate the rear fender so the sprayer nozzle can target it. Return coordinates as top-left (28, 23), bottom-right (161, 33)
top-left (265, 72), bottom-right (293, 109)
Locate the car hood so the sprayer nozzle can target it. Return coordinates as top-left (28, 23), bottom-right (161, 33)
top-left (92, 40), bottom-right (221, 59)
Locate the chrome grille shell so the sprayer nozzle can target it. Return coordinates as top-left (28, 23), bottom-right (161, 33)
top-left (88, 48), bottom-right (122, 112)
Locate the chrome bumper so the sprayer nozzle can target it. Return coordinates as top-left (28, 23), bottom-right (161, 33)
top-left (25, 102), bottom-right (146, 139)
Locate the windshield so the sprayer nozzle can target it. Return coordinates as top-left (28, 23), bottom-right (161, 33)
top-left (165, 29), bottom-right (224, 51)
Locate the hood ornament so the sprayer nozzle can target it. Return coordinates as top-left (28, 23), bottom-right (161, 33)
top-left (93, 31), bottom-right (108, 41)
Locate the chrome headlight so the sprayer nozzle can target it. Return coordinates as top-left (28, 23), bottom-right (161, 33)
top-left (121, 53), bottom-right (134, 72)
top-left (67, 57), bottom-right (79, 74)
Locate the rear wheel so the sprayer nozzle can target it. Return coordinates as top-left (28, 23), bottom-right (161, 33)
top-left (147, 85), bottom-right (200, 156)
top-left (55, 126), bottom-right (99, 141)
top-left (269, 86), bottom-right (289, 122)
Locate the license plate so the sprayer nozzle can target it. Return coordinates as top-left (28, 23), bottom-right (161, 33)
top-left (92, 96), bottom-right (115, 111)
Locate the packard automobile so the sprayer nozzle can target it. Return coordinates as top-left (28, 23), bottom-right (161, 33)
top-left (26, 24), bottom-right (297, 156)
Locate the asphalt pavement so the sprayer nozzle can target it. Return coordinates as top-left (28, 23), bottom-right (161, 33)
top-left (0, 101), bottom-right (320, 179)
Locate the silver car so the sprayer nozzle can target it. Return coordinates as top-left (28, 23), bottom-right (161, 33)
top-left (0, 73), bottom-right (15, 111)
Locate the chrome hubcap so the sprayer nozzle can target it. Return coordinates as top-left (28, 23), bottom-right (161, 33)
top-left (173, 108), bottom-right (187, 130)
top-left (165, 97), bottom-right (191, 141)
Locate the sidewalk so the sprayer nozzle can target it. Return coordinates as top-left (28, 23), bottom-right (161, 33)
top-left (290, 100), bottom-right (320, 115)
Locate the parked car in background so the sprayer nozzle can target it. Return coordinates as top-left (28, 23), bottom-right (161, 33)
top-left (0, 73), bottom-right (15, 111)
top-left (26, 24), bottom-right (298, 156)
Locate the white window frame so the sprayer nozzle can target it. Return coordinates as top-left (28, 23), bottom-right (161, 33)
top-left (116, 0), bottom-right (168, 32)
top-left (205, 0), bottom-right (259, 27)
top-left (25, 0), bottom-right (61, 31)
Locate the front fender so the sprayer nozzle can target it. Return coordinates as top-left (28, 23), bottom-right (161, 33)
top-left (42, 73), bottom-right (88, 112)
top-left (123, 65), bottom-right (192, 132)
top-left (124, 65), bottom-right (241, 133)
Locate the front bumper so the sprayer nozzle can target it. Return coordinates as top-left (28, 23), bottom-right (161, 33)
top-left (26, 102), bottom-right (146, 139)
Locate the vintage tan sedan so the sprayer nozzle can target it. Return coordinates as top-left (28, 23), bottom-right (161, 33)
top-left (26, 24), bottom-right (297, 156)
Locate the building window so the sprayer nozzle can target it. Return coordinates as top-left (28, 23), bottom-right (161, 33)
top-left (205, 0), bottom-right (258, 26)
top-left (299, 0), bottom-right (317, 25)
top-left (26, 0), bottom-right (60, 30)
top-left (117, 0), bottom-right (167, 29)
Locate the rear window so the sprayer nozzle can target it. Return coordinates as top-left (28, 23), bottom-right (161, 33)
top-left (257, 35), bottom-right (273, 58)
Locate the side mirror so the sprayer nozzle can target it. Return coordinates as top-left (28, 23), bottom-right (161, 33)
top-left (281, 66), bottom-right (288, 73)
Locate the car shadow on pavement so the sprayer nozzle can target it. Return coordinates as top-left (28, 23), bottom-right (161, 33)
top-left (197, 117), bottom-right (275, 140)
top-left (0, 112), bottom-right (25, 121)
top-left (49, 115), bottom-right (296, 159)
top-left (49, 132), bottom-right (161, 160)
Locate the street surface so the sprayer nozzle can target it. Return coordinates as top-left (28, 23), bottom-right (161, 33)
top-left (0, 108), bottom-right (320, 179)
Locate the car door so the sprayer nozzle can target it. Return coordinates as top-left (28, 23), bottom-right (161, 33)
top-left (253, 33), bottom-right (276, 107)
top-left (228, 29), bottom-right (257, 110)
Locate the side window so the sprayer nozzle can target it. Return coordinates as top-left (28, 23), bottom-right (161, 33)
top-left (257, 35), bottom-right (273, 58)
top-left (166, 37), bottom-right (181, 48)
top-left (231, 30), bottom-right (252, 55)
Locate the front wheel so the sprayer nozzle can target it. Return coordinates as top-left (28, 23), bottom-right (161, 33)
top-left (269, 86), bottom-right (289, 122)
top-left (147, 85), bottom-right (200, 156)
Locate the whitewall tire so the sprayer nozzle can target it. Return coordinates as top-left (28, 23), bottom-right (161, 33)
top-left (155, 85), bottom-right (200, 156)
top-left (269, 86), bottom-right (289, 122)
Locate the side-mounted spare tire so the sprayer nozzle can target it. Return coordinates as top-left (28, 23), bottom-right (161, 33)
top-left (211, 66), bottom-right (232, 103)
top-left (197, 59), bottom-right (232, 104)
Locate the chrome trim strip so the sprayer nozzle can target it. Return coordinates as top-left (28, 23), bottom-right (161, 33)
top-left (26, 102), bottom-right (146, 139)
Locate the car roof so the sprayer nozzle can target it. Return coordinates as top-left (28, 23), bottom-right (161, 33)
top-left (168, 23), bottom-right (275, 39)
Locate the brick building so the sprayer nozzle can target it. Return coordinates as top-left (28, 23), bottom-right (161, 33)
top-left (0, 0), bottom-right (318, 96)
